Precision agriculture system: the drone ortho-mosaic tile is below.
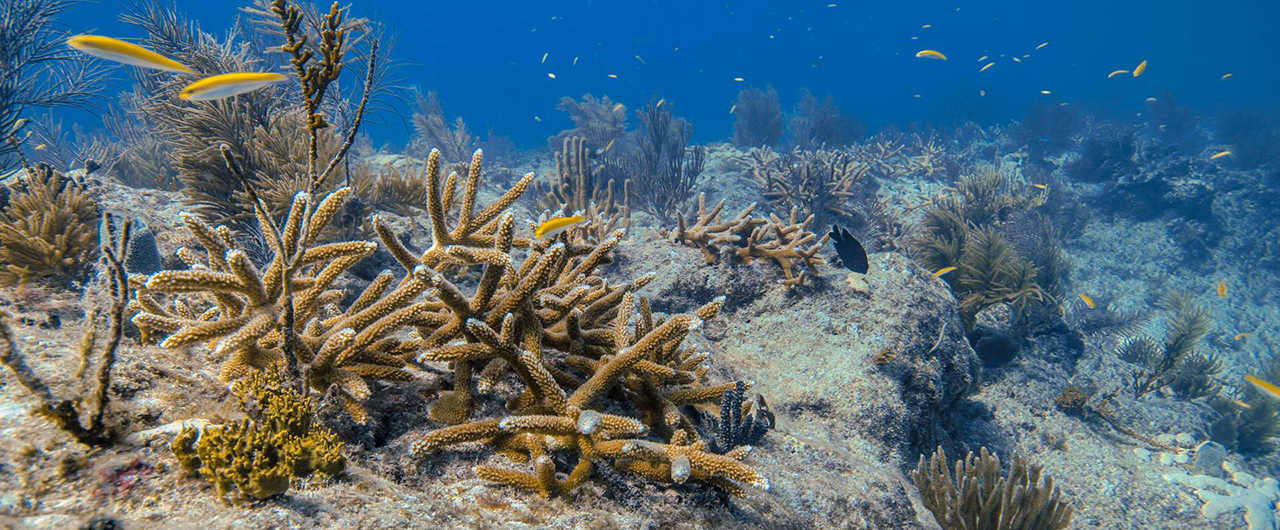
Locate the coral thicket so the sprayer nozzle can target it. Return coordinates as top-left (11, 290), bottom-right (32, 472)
top-left (0, 164), bottom-right (99, 286)
top-left (912, 446), bottom-right (1073, 530)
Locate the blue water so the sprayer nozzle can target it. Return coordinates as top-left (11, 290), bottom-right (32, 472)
top-left (54, 0), bottom-right (1280, 148)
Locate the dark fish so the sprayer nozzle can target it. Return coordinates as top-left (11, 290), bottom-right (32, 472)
top-left (829, 224), bottom-right (868, 274)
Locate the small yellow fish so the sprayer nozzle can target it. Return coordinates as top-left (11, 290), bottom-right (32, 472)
top-left (979, 90), bottom-right (986, 97)
top-left (978, 55), bottom-right (989, 62)
top-left (921, 24), bottom-right (932, 29)
top-left (535, 215), bottom-right (587, 239)
top-left (1210, 150), bottom-right (1232, 160)
top-left (1032, 183), bottom-right (1047, 189)
top-left (1040, 90), bottom-right (1052, 95)
top-left (1146, 97), bottom-right (1157, 103)
top-left (733, 77), bottom-right (745, 82)
top-left (933, 266), bottom-right (957, 277)
top-left (1108, 69), bottom-right (1130, 78)
top-left (607, 74), bottom-right (618, 78)
top-left (33, 143), bottom-right (46, 151)
top-left (729, 104), bottom-right (737, 114)
top-left (541, 52), bottom-right (548, 64)
top-left (1133, 60), bottom-right (1148, 77)
top-left (1078, 294), bottom-right (1096, 309)
top-left (827, 3), bottom-right (837, 7)
top-left (1245, 376), bottom-right (1280, 401)
top-left (1235, 332), bottom-right (1251, 341)
top-left (547, 72), bottom-right (556, 79)
top-left (915, 50), bottom-right (947, 61)
top-left (67, 35), bottom-right (194, 74)
top-left (1217, 279), bottom-right (1227, 298)
top-left (604, 139), bottom-right (616, 152)
top-left (980, 62), bottom-right (994, 72)
top-left (179, 72), bottom-right (287, 101)
top-left (612, 103), bottom-right (624, 112)
top-left (656, 98), bottom-right (666, 108)
top-left (1234, 399), bottom-right (1252, 409)
top-left (1221, 73), bottom-right (1233, 81)
top-left (1011, 57), bottom-right (1022, 63)
top-left (1036, 42), bottom-right (1049, 50)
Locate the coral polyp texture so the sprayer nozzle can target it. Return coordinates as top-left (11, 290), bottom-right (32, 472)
top-left (654, 192), bottom-right (828, 287)
top-left (411, 294), bottom-right (769, 497)
top-left (0, 163), bottom-right (99, 286)
top-left (131, 184), bottom-right (417, 422)
top-left (912, 446), bottom-right (1073, 530)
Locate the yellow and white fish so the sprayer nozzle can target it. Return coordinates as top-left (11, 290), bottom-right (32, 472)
top-left (67, 35), bottom-right (194, 74)
top-left (535, 215), bottom-right (587, 239)
top-left (179, 72), bottom-right (288, 101)
top-left (915, 50), bottom-right (947, 61)
top-left (1245, 376), bottom-right (1280, 401)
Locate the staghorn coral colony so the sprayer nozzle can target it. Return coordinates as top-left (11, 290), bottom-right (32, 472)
top-left (2, 1), bottom-right (1280, 529)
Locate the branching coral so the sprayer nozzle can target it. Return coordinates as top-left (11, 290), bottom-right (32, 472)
top-left (747, 146), bottom-right (877, 231)
top-left (705, 380), bottom-right (773, 454)
top-left (912, 446), bottom-right (1073, 530)
top-left (549, 93), bottom-right (627, 151)
top-left (787, 90), bottom-right (859, 150)
top-left (731, 86), bottom-right (783, 148)
top-left (653, 193), bottom-right (828, 288)
top-left (171, 370), bottom-right (345, 501)
top-left (411, 295), bottom-right (769, 497)
top-left (534, 136), bottom-right (630, 242)
top-left (0, 163), bottom-right (99, 286)
top-left (0, 214), bottom-right (131, 446)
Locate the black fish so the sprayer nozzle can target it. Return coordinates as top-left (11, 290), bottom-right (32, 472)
top-left (829, 225), bottom-right (869, 274)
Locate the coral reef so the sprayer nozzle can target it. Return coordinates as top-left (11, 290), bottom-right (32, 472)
top-left (787, 90), bottom-right (859, 150)
top-left (534, 135), bottom-right (630, 242)
top-left (171, 370), bottom-right (345, 501)
top-left (731, 86), bottom-right (783, 148)
top-left (549, 93), bottom-right (627, 151)
top-left (0, 164), bottom-right (100, 286)
top-left (1120, 293), bottom-right (1214, 399)
top-left (0, 0), bottom-right (109, 170)
top-left (911, 445), bottom-right (1073, 530)
top-left (652, 193), bottom-right (828, 288)
top-left (0, 214), bottom-right (131, 446)
top-left (610, 99), bottom-right (705, 222)
top-left (704, 380), bottom-right (773, 454)
top-left (745, 146), bottom-right (882, 233)
top-left (408, 90), bottom-right (476, 164)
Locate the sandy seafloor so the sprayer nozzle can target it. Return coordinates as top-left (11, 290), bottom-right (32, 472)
top-left (2, 139), bottom-right (1279, 530)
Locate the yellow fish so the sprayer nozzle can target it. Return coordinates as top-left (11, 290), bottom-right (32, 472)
top-left (733, 77), bottom-right (745, 82)
top-left (1032, 183), bottom-right (1047, 189)
top-left (1011, 57), bottom-right (1022, 63)
top-left (921, 24), bottom-right (932, 29)
top-left (541, 52), bottom-right (548, 64)
top-left (33, 143), bottom-right (46, 150)
top-left (1234, 399), bottom-right (1252, 409)
top-left (534, 116), bottom-right (542, 122)
top-left (573, 56), bottom-right (579, 66)
top-left (604, 139), bottom-right (616, 152)
top-left (656, 98), bottom-right (666, 108)
top-left (933, 266), bottom-right (957, 277)
top-left (1108, 70), bottom-right (1130, 78)
top-left (979, 90), bottom-right (986, 97)
top-left (1078, 294), bottom-right (1096, 309)
top-left (1040, 90), bottom-right (1052, 95)
top-left (980, 62), bottom-right (994, 72)
top-left (729, 104), bottom-right (737, 114)
top-left (1217, 279), bottom-right (1227, 297)
top-left (1210, 150), bottom-right (1232, 160)
top-left (612, 103), bottom-right (624, 112)
top-left (1235, 332), bottom-right (1251, 341)
top-left (1146, 97), bottom-right (1157, 103)
top-left (179, 72), bottom-right (287, 101)
top-left (978, 55), bottom-right (989, 62)
top-left (915, 50), bottom-right (947, 61)
top-left (1133, 60), bottom-right (1148, 77)
top-left (1221, 73), bottom-right (1234, 81)
top-left (535, 215), bottom-right (587, 239)
top-left (67, 35), bottom-right (194, 74)
top-left (607, 74), bottom-right (618, 78)
top-left (1245, 376), bottom-right (1280, 401)
top-left (547, 73), bottom-right (556, 79)
top-left (1036, 42), bottom-right (1049, 50)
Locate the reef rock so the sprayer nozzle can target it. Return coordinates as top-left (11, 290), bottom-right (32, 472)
top-left (628, 240), bottom-right (981, 528)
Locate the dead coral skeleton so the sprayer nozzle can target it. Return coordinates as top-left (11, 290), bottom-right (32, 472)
top-left (653, 192), bottom-right (829, 288)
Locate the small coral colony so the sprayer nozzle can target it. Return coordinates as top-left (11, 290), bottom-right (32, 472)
top-left (2, 0), bottom-right (1278, 528)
